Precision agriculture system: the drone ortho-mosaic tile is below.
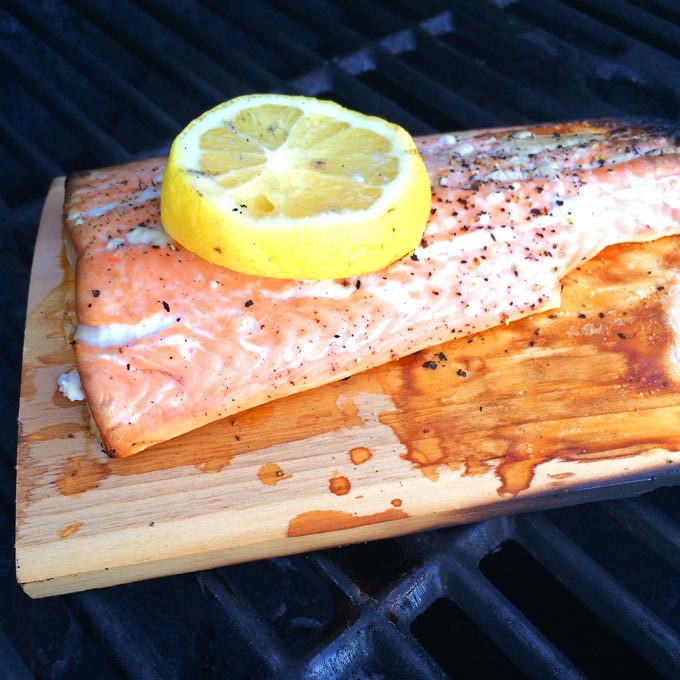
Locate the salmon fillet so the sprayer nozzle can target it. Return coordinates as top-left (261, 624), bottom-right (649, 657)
top-left (62, 119), bottom-right (680, 457)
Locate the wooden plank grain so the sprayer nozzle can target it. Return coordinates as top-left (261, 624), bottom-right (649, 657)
top-left (16, 179), bottom-right (680, 597)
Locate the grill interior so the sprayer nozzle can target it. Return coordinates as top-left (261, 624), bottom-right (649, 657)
top-left (3, 1), bottom-right (680, 678)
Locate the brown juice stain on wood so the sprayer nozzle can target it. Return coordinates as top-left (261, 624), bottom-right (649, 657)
top-left (24, 422), bottom-right (83, 443)
top-left (53, 388), bottom-right (76, 408)
top-left (258, 462), bottom-right (292, 485)
top-left (59, 522), bottom-right (83, 538)
top-left (329, 475), bottom-right (351, 496)
top-left (44, 231), bottom-right (680, 498)
top-left (379, 238), bottom-right (680, 496)
top-left (55, 440), bottom-right (240, 491)
top-left (22, 271), bottom-right (73, 402)
top-left (349, 446), bottom-right (372, 465)
top-left (463, 455), bottom-right (492, 477)
top-left (52, 382), bottom-right (367, 487)
top-left (52, 380), bottom-right (371, 491)
top-left (287, 508), bottom-right (408, 537)
top-left (58, 456), bottom-right (109, 497)
top-left (52, 384), bottom-right (366, 490)
top-left (195, 460), bottom-right (232, 474)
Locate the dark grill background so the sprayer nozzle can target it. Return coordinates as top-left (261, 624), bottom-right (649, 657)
top-left (3, 1), bottom-right (680, 678)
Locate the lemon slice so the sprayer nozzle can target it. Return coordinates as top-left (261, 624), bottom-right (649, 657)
top-left (160, 94), bottom-right (432, 279)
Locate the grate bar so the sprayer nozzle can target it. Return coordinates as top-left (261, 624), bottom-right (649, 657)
top-left (600, 497), bottom-right (680, 573)
top-left (201, 0), bottom-right (322, 75)
top-left (442, 6), bottom-right (589, 122)
top-left (301, 613), bottom-right (448, 680)
top-left (634, 0), bottom-right (680, 22)
top-left (298, 618), bottom-right (374, 680)
top-left (564, 0), bottom-right (680, 57)
top-left (382, 560), bottom-right (445, 628)
top-left (518, 513), bottom-right (680, 678)
top-left (330, 65), bottom-right (435, 135)
top-left (267, 0), bottom-right (364, 55)
top-left (373, 44), bottom-right (506, 130)
top-left (370, 623), bottom-right (450, 680)
top-left (0, 43), bottom-right (129, 166)
top-left (510, 0), bottom-right (680, 85)
top-left (456, 0), bottom-right (680, 121)
top-left (132, 0), bottom-right (283, 92)
top-left (441, 547), bottom-right (587, 680)
top-left (0, 114), bottom-right (64, 186)
top-left (4, 0), bottom-right (180, 138)
top-left (71, 591), bottom-right (172, 680)
top-left (307, 551), bottom-right (367, 604)
top-left (197, 570), bottom-right (292, 678)
top-left (63, 0), bottom-right (233, 108)
top-left (336, 0), bottom-right (406, 36)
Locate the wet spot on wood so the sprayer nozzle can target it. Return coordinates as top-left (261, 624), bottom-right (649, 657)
top-left (349, 446), bottom-right (372, 465)
top-left (24, 422), bottom-right (84, 443)
top-left (380, 239), bottom-right (680, 496)
top-left (59, 521), bottom-right (83, 538)
top-left (287, 508), bottom-right (408, 537)
top-left (57, 455), bottom-right (108, 497)
top-left (463, 455), bottom-right (491, 477)
top-left (329, 475), bottom-right (351, 496)
top-left (195, 455), bottom-right (234, 474)
top-left (258, 462), bottom-right (292, 485)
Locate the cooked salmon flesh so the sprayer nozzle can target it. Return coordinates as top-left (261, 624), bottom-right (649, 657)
top-left (61, 119), bottom-right (680, 457)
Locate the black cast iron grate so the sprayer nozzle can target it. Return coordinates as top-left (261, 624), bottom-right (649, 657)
top-left (3, 1), bottom-right (680, 678)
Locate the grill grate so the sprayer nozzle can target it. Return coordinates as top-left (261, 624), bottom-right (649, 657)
top-left (3, 1), bottom-right (680, 678)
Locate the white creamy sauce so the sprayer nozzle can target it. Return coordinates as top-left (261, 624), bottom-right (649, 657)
top-left (510, 130), bottom-right (534, 139)
top-left (70, 186), bottom-right (161, 221)
top-left (107, 238), bottom-right (126, 250)
top-left (57, 369), bottom-right (85, 401)
top-left (104, 224), bottom-right (174, 251)
top-left (70, 200), bottom-right (120, 220)
top-left (76, 311), bottom-right (178, 348)
top-left (451, 143), bottom-right (475, 156)
top-left (126, 224), bottom-right (174, 247)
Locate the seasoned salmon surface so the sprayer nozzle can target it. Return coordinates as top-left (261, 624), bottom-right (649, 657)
top-left (63, 120), bottom-right (680, 457)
